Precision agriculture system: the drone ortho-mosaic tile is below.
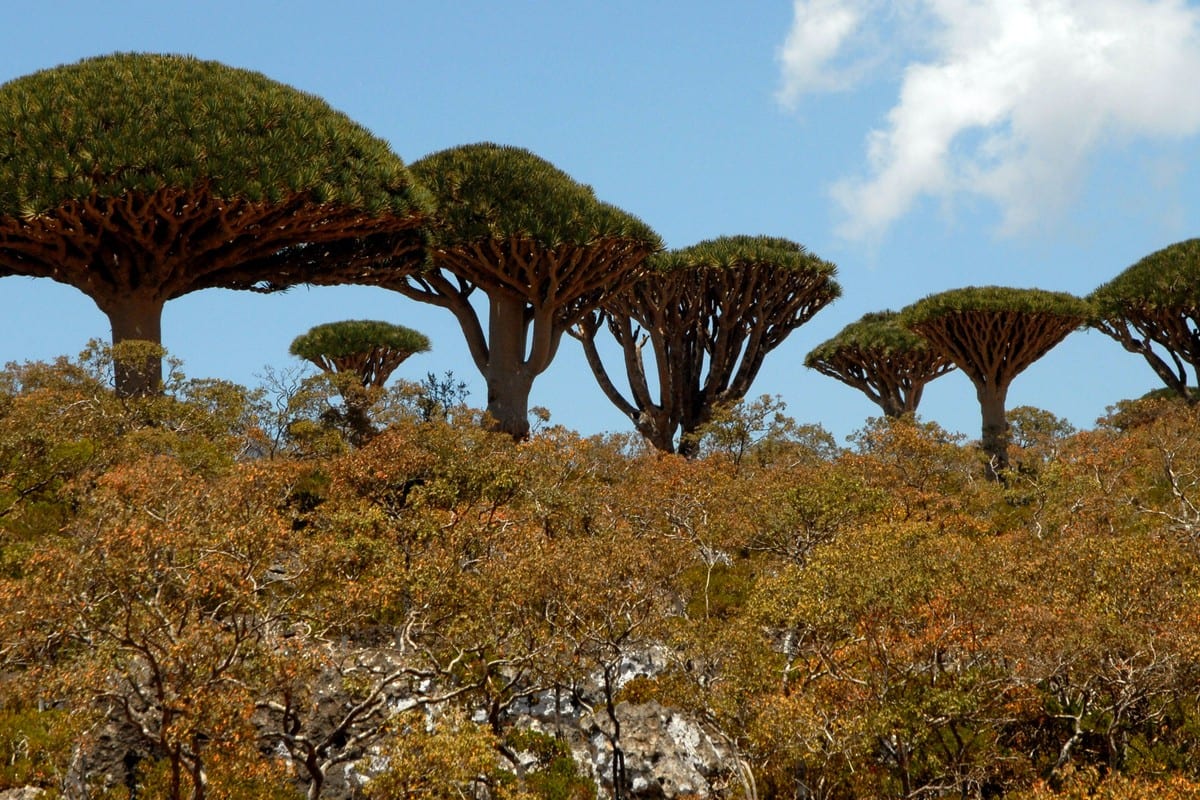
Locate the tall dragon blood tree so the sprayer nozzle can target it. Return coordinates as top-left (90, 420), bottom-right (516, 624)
top-left (385, 143), bottom-right (661, 439)
top-left (1089, 239), bottom-right (1200, 403)
top-left (0, 53), bottom-right (430, 396)
top-left (805, 310), bottom-right (955, 418)
top-left (574, 235), bottom-right (840, 457)
top-left (900, 287), bottom-right (1089, 480)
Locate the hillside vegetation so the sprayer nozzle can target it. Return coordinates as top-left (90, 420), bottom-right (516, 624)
top-left (1, 349), bottom-right (1198, 799)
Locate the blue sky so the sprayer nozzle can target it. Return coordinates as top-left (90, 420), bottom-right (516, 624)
top-left (2, 1), bottom-right (1198, 444)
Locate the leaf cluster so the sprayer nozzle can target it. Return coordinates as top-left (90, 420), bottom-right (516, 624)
top-left (805, 309), bottom-right (931, 363)
top-left (650, 234), bottom-right (837, 284)
top-left (410, 142), bottom-right (660, 248)
top-left (900, 285), bottom-right (1092, 326)
top-left (289, 320), bottom-right (431, 362)
top-left (0, 52), bottom-right (430, 216)
top-left (1090, 238), bottom-right (1200, 313)
top-left (4, 355), bottom-right (1200, 799)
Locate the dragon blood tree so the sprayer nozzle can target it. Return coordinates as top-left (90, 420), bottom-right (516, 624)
top-left (290, 320), bottom-right (430, 445)
top-left (385, 143), bottom-right (661, 439)
top-left (574, 235), bottom-right (840, 457)
top-left (1089, 239), bottom-right (1200, 403)
top-left (899, 287), bottom-right (1089, 480)
top-left (290, 320), bottom-right (431, 390)
top-left (805, 310), bottom-right (955, 418)
top-left (0, 53), bottom-right (430, 396)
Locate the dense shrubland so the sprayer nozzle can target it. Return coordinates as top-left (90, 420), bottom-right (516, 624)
top-left (1, 349), bottom-right (1198, 800)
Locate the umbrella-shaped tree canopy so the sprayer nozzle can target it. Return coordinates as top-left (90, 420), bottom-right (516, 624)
top-left (900, 286), bottom-right (1089, 479)
top-left (0, 53), bottom-right (431, 395)
top-left (392, 142), bottom-right (661, 438)
top-left (290, 320), bottom-right (431, 390)
top-left (806, 310), bottom-right (955, 418)
top-left (576, 235), bottom-right (840, 456)
top-left (1090, 238), bottom-right (1200, 402)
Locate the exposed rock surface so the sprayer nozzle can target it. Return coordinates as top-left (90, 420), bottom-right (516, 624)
top-left (579, 700), bottom-right (730, 798)
top-left (0, 788), bottom-right (46, 800)
top-left (58, 648), bottom-right (737, 799)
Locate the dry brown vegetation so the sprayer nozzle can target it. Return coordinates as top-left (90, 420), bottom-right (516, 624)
top-left (1, 351), bottom-right (1199, 799)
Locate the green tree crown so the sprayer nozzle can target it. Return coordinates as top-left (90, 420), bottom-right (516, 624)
top-left (410, 142), bottom-right (660, 248)
top-left (1089, 238), bottom-right (1200, 312)
top-left (650, 234), bottom-right (838, 280)
top-left (805, 310), bottom-right (929, 364)
top-left (289, 321), bottom-right (431, 362)
top-left (900, 286), bottom-right (1091, 325)
top-left (0, 52), bottom-right (430, 216)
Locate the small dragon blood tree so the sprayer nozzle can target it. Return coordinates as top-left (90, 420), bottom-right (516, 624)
top-left (805, 310), bottom-right (955, 418)
top-left (900, 286), bottom-right (1089, 480)
top-left (0, 53), bottom-right (430, 396)
top-left (290, 320), bottom-right (430, 445)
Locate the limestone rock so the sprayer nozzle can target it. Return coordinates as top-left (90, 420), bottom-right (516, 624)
top-left (581, 700), bottom-right (731, 799)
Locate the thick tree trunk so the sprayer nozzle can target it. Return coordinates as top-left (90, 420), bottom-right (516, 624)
top-left (879, 389), bottom-right (907, 419)
top-left (635, 411), bottom-right (677, 455)
top-left (102, 294), bottom-right (166, 398)
top-left (484, 295), bottom-right (536, 439)
top-left (978, 383), bottom-right (1009, 481)
top-left (341, 396), bottom-right (378, 448)
top-left (676, 428), bottom-right (701, 459)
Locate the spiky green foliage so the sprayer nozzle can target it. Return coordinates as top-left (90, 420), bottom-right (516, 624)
top-left (901, 286), bottom-right (1091, 324)
top-left (805, 311), bottom-right (954, 418)
top-left (651, 234), bottom-right (834, 276)
top-left (577, 235), bottom-right (839, 455)
top-left (1090, 239), bottom-right (1200, 311)
top-left (290, 321), bottom-right (431, 366)
top-left (410, 143), bottom-right (658, 248)
top-left (289, 320), bottom-right (429, 395)
top-left (1089, 239), bottom-right (1200, 402)
top-left (0, 52), bottom-right (428, 216)
top-left (806, 310), bottom-right (932, 361)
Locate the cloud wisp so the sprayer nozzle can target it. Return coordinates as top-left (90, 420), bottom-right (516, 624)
top-left (779, 0), bottom-right (1200, 240)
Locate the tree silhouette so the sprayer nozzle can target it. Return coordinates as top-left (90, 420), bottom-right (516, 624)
top-left (575, 236), bottom-right (839, 456)
top-left (290, 320), bottom-right (430, 391)
top-left (382, 143), bottom-right (660, 439)
top-left (1090, 238), bottom-right (1200, 403)
top-left (900, 287), bottom-right (1088, 480)
top-left (805, 310), bottom-right (955, 418)
top-left (291, 320), bottom-right (429, 445)
top-left (0, 54), bottom-right (429, 396)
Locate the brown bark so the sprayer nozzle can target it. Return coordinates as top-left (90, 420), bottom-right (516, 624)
top-left (1092, 308), bottom-right (1200, 403)
top-left (484, 294), bottom-right (538, 438)
top-left (0, 186), bottom-right (424, 294)
top-left (909, 311), bottom-right (1079, 480)
top-left (574, 261), bottom-right (837, 456)
top-left (100, 292), bottom-right (167, 397)
top-left (808, 348), bottom-right (954, 418)
top-left (314, 346), bottom-right (419, 390)
top-left (0, 185), bottom-right (426, 396)
top-left (382, 236), bottom-right (653, 440)
top-left (978, 383), bottom-right (1010, 480)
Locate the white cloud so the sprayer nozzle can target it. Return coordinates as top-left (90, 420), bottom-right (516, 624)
top-left (776, 0), bottom-right (871, 102)
top-left (780, 0), bottom-right (1200, 239)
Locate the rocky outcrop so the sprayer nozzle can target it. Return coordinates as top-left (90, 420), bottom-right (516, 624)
top-left (0, 788), bottom-right (46, 800)
top-left (580, 700), bottom-right (730, 799)
top-left (499, 649), bottom-right (736, 799)
top-left (57, 647), bottom-right (739, 799)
